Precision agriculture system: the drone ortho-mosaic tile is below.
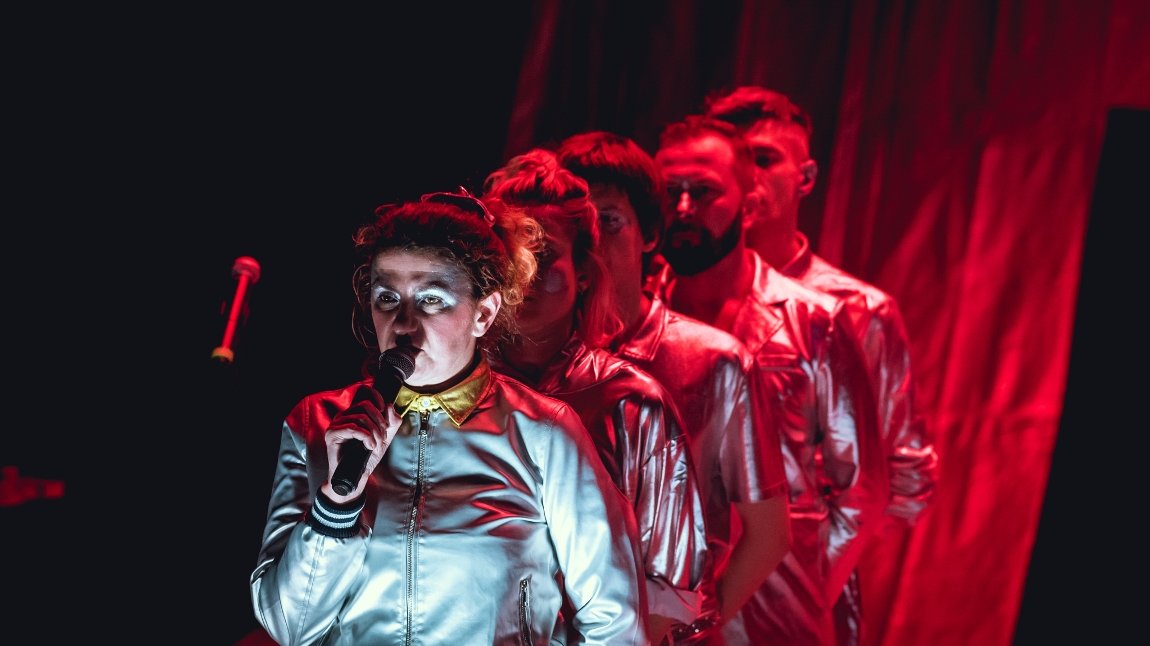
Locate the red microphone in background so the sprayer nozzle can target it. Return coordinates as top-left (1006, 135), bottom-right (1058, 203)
top-left (212, 256), bottom-right (261, 363)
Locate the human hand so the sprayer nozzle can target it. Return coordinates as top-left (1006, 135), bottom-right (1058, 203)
top-left (322, 384), bottom-right (403, 502)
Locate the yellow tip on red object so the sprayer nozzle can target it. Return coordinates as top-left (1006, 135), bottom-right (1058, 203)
top-left (211, 346), bottom-right (235, 363)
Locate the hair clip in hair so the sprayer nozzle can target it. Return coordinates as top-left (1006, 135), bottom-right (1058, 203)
top-left (420, 187), bottom-right (496, 226)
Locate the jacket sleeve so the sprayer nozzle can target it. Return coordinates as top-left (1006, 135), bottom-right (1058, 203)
top-left (725, 357), bottom-right (789, 503)
top-left (249, 395), bottom-right (371, 646)
top-left (817, 304), bottom-right (889, 602)
top-left (630, 393), bottom-right (709, 625)
top-left (866, 298), bottom-right (938, 523)
top-left (537, 401), bottom-right (649, 645)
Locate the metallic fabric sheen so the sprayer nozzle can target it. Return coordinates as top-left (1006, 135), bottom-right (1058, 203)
top-left (616, 296), bottom-right (795, 639)
top-left (674, 252), bottom-right (887, 646)
top-left (781, 233), bottom-right (939, 646)
top-left (251, 356), bottom-right (647, 645)
top-left (614, 296), bottom-right (789, 627)
top-left (491, 337), bottom-right (709, 627)
top-left (781, 233), bottom-right (938, 521)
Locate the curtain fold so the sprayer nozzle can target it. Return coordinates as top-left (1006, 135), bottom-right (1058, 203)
top-left (822, 2), bottom-right (1145, 643)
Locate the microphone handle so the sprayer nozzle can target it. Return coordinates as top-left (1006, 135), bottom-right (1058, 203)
top-left (330, 347), bottom-right (417, 496)
top-left (211, 256), bottom-right (261, 363)
top-left (331, 442), bottom-right (371, 496)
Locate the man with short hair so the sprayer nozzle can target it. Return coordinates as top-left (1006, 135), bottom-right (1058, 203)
top-left (653, 114), bottom-right (887, 646)
top-left (706, 86), bottom-right (939, 645)
top-left (557, 131), bottom-right (791, 643)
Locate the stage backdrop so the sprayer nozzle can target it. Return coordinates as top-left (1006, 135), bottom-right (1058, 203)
top-left (498, 1), bottom-right (1150, 644)
top-left (70, 2), bottom-right (1140, 644)
top-left (9, 2), bottom-right (1146, 644)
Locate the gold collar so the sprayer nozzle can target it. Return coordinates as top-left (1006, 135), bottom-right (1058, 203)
top-left (393, 355), bottom-right (492, 427)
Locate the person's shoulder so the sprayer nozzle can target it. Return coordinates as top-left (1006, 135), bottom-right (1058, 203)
top-left (589, 346), bottom-right (658, 385)
top-left (295, 379), bottom-right (370, 407)
top-left (661, 305), bottom-right (754, 361)
top-left (767, 263), bottom-right (843, 316)
top-left (490, 370), bottom-right (574, 412)
top-left (807, 253), bottom-right (897, 312)
top-left (283, 379), bottom-right (372, 435)
top-left (586, 346), bottom-right (680, 404)
top-left (488, 371), bottom-right (592, 436)
top-left (491, 369), bottom-right (549, 401)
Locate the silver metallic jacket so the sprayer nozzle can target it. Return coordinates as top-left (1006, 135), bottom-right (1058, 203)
top-left (699, 253), bottom-right (888, 646)
top-left (780, 233), bottom-right (938, 522)
top-left (490, 337), bottom-right (708, 627)
top-left (250, 356), bottom-right (647, 645)
top-left (613, 296), bottom-right (789, 621)
top-left (781, 234), bottom-right (939, 645)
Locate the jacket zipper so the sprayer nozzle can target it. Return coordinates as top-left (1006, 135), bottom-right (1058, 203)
top-left (404, 405), bottom-right (432, 646)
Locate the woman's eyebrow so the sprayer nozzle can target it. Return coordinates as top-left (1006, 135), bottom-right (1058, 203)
top-left (415, 282), bottom-right (463, 297)
top-left (373, 269), bottom-right (458, 284)
top-left (373, 274), bottom-right (468, 298)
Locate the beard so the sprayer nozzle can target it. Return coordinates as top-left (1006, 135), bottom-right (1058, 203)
top-left (661, 210), bottom-right (743, 276)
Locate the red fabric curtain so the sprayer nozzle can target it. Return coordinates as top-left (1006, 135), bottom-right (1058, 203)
top-left (504, 1), bottom-right (1150, 644)
top-left (820, 2), bottom-right (1149, 644)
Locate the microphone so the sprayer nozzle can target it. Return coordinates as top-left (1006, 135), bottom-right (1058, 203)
top-left (211, 256), bottom-right (261, 363)
top-left (331, 346), bottom-right (418, 495)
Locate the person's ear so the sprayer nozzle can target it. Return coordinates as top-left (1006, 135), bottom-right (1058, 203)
top-left (473, 292), bottom-right (502, 337)
top-left (741, 187), bottom-right (764, 217)
top-left (799, 159), bottom-right (818, 196)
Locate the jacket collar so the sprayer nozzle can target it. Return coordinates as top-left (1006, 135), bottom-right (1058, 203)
top-left (613, 295), bottom-right (667, 363)
top-left (489, 334), bottom-right (589, 394)
top-left (777, 231), bottom-right (812, 279)
top-left (394, 354), bottom-right (493, 427)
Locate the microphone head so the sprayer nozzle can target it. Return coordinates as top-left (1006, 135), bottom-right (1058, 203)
top-left (232, 256), bottom-right (261, 283)
top-left (379, 345), bottom-right (418, 381)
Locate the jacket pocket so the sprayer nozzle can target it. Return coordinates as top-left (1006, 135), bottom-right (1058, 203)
top-left (756, 351), bottom-right (801, 370)
top-left (518, 576), bottom-right (532, 646)
top-left (756, 352), bottom-right (807, 399)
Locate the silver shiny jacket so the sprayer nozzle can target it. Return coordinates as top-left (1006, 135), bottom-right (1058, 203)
top-left (780, 232), bottom-right (938, 522)
top-left (613, 296), bottom-right (788, 600)
top-left (250, 356), bottom-right (647, 645)
top-left (490, 337), bottom-right (708, 627)
top-left (707, 252), bottom-right (888, 646)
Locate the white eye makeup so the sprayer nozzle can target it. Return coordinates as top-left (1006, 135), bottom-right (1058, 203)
top-left (371, 282), bottom-right (463, 313)
top-left (372, 287), bottom-right (401, 310)
top-left (413, 286), bottom-right (460, 312)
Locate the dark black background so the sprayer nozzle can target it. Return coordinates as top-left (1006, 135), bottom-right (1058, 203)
top-left (5, 7), bottom-right (536, 643)
top-left (1012, 108), bottom-right (1147, 645)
